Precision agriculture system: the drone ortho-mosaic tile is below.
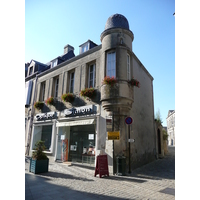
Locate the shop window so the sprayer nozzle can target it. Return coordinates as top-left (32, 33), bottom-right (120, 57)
top-left (40, 81), bottom-right (46, 101)
top-left (32, 125), bottom-right (53, 152)
top-left (88, 64), bottom-right (96, 88)
top-left (106, 51), bottom-right (116, 78)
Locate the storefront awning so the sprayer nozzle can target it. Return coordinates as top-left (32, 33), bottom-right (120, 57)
top-left (56, 119), bottom-right (94, 127)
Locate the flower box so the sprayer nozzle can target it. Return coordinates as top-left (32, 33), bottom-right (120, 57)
top-left (34, 101), bottom-right (44, 110)
top-left (80, 88), bottom-right (96, 98)
top-left (45, 97), bottom-right (54, 106)
top-left (128, 78), bottom-right (140, 88)
top-left (102, 76), bottom-right (117, 86)
top-left (61, 93), bottom-right (75, 102)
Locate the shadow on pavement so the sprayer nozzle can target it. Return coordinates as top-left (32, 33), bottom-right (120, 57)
top-left (39, 171), bottom-right (94, 182)
top-left (25, 173), bottom-right (130, 200)
top-left (103, 175), bottom-right (146, 183)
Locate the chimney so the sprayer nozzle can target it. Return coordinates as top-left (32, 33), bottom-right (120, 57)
top-left (64, 44), bottom-right (74, 54)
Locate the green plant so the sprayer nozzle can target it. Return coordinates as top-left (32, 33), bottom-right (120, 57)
top-left (102, 76), bottom-right (117, 86)
top-left (155, 108), bottom-right (163, 124)
top-left (45, 97), bottom-right (54, 105)
top-left (62, 93), bottom-right (75, 102)
top-left (34, 101), bottom-right (44, 110)
top-left (128, 77), bottom-right (140, 88)
top-left (32, 140), bottom-right (48, 160)
top-left (80, 87), bottom-right (95, 98)
top-left (163, 130), bottom-right (168, 141)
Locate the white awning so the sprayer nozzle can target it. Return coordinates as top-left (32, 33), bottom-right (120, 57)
top-left (56, 119), bottom-right (94, 127)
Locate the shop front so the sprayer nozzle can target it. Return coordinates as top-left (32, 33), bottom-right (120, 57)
top-left (55, 105), bottom-right (98, 166)
top-left (30, 112), bottom-right (57, 160)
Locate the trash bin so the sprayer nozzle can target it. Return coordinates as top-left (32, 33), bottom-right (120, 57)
top-left (116, 156), bottom-right (126, 176)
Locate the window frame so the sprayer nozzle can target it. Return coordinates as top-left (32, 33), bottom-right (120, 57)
top-left (106, 51), bottom-right (116, 78)
top-left (127, 54), bottom-right (131, 80)
top-left (40, 81), bottom-right (46, 101)
top-left (29, 66), bottom-right (33, 76)
top-left (31, 123), bottom-right (54, 153)
top-left (69, 71), bottom-right (75, 93)
top-left (88, 63), bottom-right (96, 88)
top-left (51, 59), bottom-right (58, 68)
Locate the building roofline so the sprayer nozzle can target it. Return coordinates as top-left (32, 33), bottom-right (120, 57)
top-left (37, 44), bottom-right (102, 78)
top-left (131, 52), bottom-right (154, 81)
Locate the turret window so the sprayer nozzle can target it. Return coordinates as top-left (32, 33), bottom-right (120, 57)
top-left (127, 54), bottom-right (130, 80)
top-left (106, 52), bottom-right (116, 78)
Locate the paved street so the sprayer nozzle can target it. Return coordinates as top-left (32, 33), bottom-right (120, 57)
top-left (25, 146), bottom-right (175, 200)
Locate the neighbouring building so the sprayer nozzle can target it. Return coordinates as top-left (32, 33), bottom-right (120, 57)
top-left (166, 110), bottom-right (175, 146)
top-left (25, 14), bottom-right (156, 174)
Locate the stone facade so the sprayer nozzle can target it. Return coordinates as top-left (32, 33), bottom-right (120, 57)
top-left (25, 14), bottom-right (156, 173)
top-left (166, 110), bottom-right (175, 146)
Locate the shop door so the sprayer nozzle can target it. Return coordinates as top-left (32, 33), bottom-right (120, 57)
top-left (56, 127), bottom-right (70, 161)
top-left (69, 131), bottom-right (96, 164)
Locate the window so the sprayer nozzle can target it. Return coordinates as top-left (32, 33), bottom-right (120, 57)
top-left (106, 52), bottom-right (116, 77)
top-left (80, 43), bottom-right (89, 54)
top-left (52, 76), bottom-right (59, 98)
top-left (40, 81), bottom-right (46, 101)
top-left (127, 54), bottom-right (131, 80)
top-left (32, 125), bottom-right (53, 151)
top-left (25, 80), bottom-right (33, 105)
top-left (29, 67), bottom-right (33, 76)
top-left (69, 72), bottom-right (74, 93)
top-left (88, 64), bottom-right (96, 88)
top-left (52, 59), bottom-right (57, 68)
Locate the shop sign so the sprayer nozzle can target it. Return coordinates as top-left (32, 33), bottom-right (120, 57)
top-left (35, 112), bottom-right (56, 121)
top-left (61, 135), bottom-right (65, 140)
top-left (62, 105), bottom-right (94, 117)
top-left (107, 131), bottom-right (120, 140)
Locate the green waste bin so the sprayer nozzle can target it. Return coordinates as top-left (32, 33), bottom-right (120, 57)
top-left (116, 156), bottom-right (126, 176)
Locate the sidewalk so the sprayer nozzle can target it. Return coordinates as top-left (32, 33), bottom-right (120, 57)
top-left (25, 146), bottom-right (175, 200)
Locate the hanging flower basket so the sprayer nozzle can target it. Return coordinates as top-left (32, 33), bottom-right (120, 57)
top-left (80, 87), bottom-right (96, 98)
top-left (61, 93), bottom-right (75, 102)
top-left (34, 101), bottom-right (44, 110)
top-left (45, 97), bottom-right (54, 106)
top-left (102, 76), bottom-right (117, 86)
top-left (128, 77), bottom-right (140, 88)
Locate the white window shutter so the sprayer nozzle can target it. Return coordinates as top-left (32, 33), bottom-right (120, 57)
top-left (25, 80), bottom-right (33, 105)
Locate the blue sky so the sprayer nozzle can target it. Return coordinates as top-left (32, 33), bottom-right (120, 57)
top-left (25, 0), bottom-right (175, 126)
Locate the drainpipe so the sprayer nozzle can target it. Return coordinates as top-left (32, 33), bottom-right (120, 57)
top-left (25, 73), bottom-right (38, 156)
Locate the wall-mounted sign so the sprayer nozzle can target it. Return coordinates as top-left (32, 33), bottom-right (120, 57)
top-left (61, 105), bottom-right (94, 117)
top-left (61, 135), bottom-right (65, 140)
top-left (70, 145), bottom-right (77, 151)
top-left (88, 134), bottom-right (94, 140)
top-left (35, 112), bottom-right (56, 121)
top-left (107, 131), bottom-right (120, 140)
top-left (128, 139), bottom-right (135, 143)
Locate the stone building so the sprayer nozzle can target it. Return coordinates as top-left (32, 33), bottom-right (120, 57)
top-left (166, 110), bottom-right (175, 146)
top-left (25, 14), bottom-right (156, 174)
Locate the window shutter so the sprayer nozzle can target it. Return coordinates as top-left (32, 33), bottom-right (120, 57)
top-left (25, 80), bottom-right (33, 105)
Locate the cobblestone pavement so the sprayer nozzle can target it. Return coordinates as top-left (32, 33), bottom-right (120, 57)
top-left (25, 146), bottom-right (175, 200)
